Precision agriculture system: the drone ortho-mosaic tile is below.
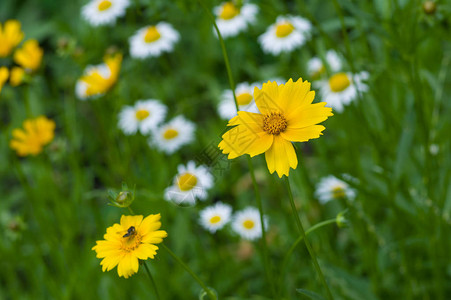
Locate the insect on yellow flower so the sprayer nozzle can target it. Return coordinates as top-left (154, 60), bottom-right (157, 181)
top-left (10, 116), bottom-right (55, 156)
top-left (219, 78), bottom-right (333, 177)
top-left (92, 214), bottom-right (167, 278)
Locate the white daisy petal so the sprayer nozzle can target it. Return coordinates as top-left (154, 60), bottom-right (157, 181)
top-left (214, 1), bottom-right (258, 38)
top-left (315, 175), bottom-right (356, 204)
top-left (199, 202), bottom-right (233, 233)
top-left (149, 115), bottom-right (196, 154)
top-left (82, 0), bottom-right (130, 27)
top-left (118, 99), bottom-right (167, 135)
top-left (232, 207), bottom-right (268, 241)
top-left (218, 82), bottom-right (260, 120)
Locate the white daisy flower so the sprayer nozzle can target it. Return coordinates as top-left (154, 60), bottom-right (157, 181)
top-left (164, 161), bottom-right (214, 206)
top-left (218, 82), bottom-right (259, 120)
top-left (81, 0), bottom-right (130, 27)
top-left (308, 50), bottom-right (342, 78)
top-left (232, 207), bottom-right (268, 241)
top-left (149, 115), bottom-right (196, 154)
top-left (129, 22), bottom-right (180, 59)
top-left (118, 99), bottom-right (167, 135)
top-left (316, 71), bottom-right (369, 112)
top-left (199, 202), bottom-right (232, 233)
top-left (258, 15), bottom-right (312, 55)
top-left (213, 1), bottom-right (258, 38)
top-left (315, 175), bottom-right (356, 204)
top-left (75, 80), bottom-right (89, 100)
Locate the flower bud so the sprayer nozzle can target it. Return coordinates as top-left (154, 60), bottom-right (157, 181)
top-left (336, 210), bottom-right (349, 228)
top-left (422, 1), bottom-right (437, 15)
top-left (108, 183), bottom-right (135, 208)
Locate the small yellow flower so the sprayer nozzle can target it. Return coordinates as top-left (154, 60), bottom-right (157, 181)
top-left (0, 67), bottom-right (9, 93)
top-left (14, 39), bottom-right (43, 72)
top-left (10, 116), bottom-right (55, 156)
top-left (80, 53), bottom-right (122, 98)
top-left (0, 20), bottom-right (24, 57)
top-left (219, 78), bottom-right (333, 177)
top-left (10, 67), bottom-right (25, 87)
top-left (92, 214), bottom-right (167, 278)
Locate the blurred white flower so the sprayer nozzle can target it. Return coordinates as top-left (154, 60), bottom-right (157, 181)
top-left (213, 1), bottom-right (258, 38)
top-left (218, 82), bottom-right (259, 120)
top-left (232, 207), bottom-right (267, 241)
top-left (315, 175), bottom-right (356, 204)
top-left (308, 50), bottom-right (342, 78)
top-left (164, 161), bottom-right (214, 206)
top-left (199, 202), bottom-right (232, 233)
top-left (118, 100), bottom-right (167, 135)
top-left (149, 115), bottom-right (196, 154)
top-left (82, 0), bottom-right (129, 27)
top-left (129, 22), bottom-right (179, 59)
top-left (259, 15), bottom-right (312, 55)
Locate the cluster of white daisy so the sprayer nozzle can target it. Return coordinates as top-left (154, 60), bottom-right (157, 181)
top-left (315, 175), bottom-right (356, 204)
top-left (199, 204), bottom-right (267, 241)
top-left (118, 99), bottom-right (196, 154)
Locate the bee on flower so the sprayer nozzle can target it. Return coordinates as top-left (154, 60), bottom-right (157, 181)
top-left (164, 161), bottom-right (213, 206)
top-left (13, 39), bottom-right (44, 72)
top-left (259, 15), bottom-right (312, 55)
top-left (129, 23), bottom-right (179, 59)
top-left (0, 20), bottom-right (24, 57)
top-left (232, 207), bottom-right (268, 241)
top-left (219, 78), bottom-right (333, 178)
top-left (118, 100), bottom-right (167, 135)
top-left (81, 0), bottom-right (130, 27)
top-left (92, 214), bottom-right (167, 278)
top-left (199, 202), bottom-right (232, 233)
top-left (76, 53), bottom-right (122, 100)
top-left (10, 116), bottom-right (56, 156)
top-left (315, 175), bottom-right (356, 204)
top-left (149, 115), bottom-right (196, 154)
top-left (213, 1), bottom-right (258, 38)
top-left (218, 82), bottom-right (260, 120)
top-left (307, 50), bottom-right (342, 80)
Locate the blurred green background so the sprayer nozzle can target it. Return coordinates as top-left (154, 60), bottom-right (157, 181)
top-left (1, 0), bottom-right (450, 299)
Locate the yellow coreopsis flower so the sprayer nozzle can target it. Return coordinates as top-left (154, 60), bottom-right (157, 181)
top-left (14, 39), bottom-right (43, 72)
top-left (0, 20), bottom-right (24, 57)
top-left (10, 116), bottom-right (55, 156)
top-left (219, 78), bottom-right (333, 177)
top-left (10, 67), bottom-right (25, 87)
top-left (0, 67), bottom-right (9, 93)
top-left (92, 214), bottom-right (167, 278)
top-left (79, 53), bottom-right (122, 98)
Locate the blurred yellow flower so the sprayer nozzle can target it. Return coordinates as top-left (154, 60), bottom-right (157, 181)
top-left (10, 67), bottom-right (25, 87)
top-left (77, 53), bottom-right (122, 99)
top-left (14, 39), bottom-right (43, 72)
top-left (92, 214), bottom-right (167, 278)
top-left (10, 116), bottom-right (55, 156)
top-left (0, 67), bottom-right (9, 93)
top-left (0, 20), bottom-right (24, 57)
top-left (219, 78), bottom-right (333, 177)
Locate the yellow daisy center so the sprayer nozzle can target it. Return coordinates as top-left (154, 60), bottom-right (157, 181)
top-left (329, 72), bottom-right (351, 92)
top-left (120, 232), bottom-right (142, 252)
top-left (135, 109), bottom-right (150, 121)
top-left (236, 92), bottom-right (253, 106)
top-left (332, 186), bottom-right (346, 199)
top-left (144, 26), bottom-right (161, 43)
top-left (263, 112), bottom-right (288, 135)
top-left (275, 22), bottom-right (295, 38)
top-left (219, 2), bottom-right (240, 20)
top-left (243, 220), bottom-right (255, 229)
top-left (209, 216), bottom-right (221, 224)
top-left (177, 173), bottom-right (198, 191)
top-left (98, 0), bottom-right (112, 11)
top-left (163, 128), bottom-right (179, 140)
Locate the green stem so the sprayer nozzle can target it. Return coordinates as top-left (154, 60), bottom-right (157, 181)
top-left (161, 244), bottom-right (216, 300)
top-left (284, 177), bottom-right (334, 300)
top-left (279, 218), bottom-right (337, 295)
top-left (143, 262), bottom-right (160, 300)
top-left (198, 0), bottom-right (276, 297)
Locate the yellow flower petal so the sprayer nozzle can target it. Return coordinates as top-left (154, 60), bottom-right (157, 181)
top-left (138, 214), bottom-right (161, 233)
top-left (120, 215), bottom-right (143, 229)
top-left (264, 135), bottom-right (298, 178)
top-left (287, 102), bottom-right (333, 129)
top-left (134, 244), bottom-right (158, 260)
top-left (281, 125), bottom-right (326, 142)
top-left (254, 81), bottom-right (283, 114)
top-left (141, 230), bottom-right (168, 244)
top-left (278, 78), bottom-right (312, 114)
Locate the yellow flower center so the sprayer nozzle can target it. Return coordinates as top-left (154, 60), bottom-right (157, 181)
top-left (209, 216), bottom-right (221, 224)
top-left (332, 186), bottom-right (346, 199)
top-left (120, 232), bottom-right (142, 252)
top-left (177, 173), bottom-right (198, 191)
top-left (243, 220), bottom-right (255, 229)
top-left (236, 92), bottom-right (253, 106)
top-left (263, 112), bottom-right (288, 135)
top-left (329, 73), bottom-right (351, 92)
top-left (144, 26), bottom-right (161, 43)
top-left (135, 109), bottom-right (150, 121)
top-left (163, 128), bottom-right (179, 140)
top-left (275, 22), bottom-right (295, 38)
top-left (98, 0), bottom-right (112, 11)
top-left (219, 2), bottom-right (240, 20)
